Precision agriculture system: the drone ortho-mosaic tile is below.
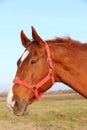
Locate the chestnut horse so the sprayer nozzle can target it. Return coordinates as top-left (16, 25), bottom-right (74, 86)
top-left (7, 26), bottom-right (87, 116)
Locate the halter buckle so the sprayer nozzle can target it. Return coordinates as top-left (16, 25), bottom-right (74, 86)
top-left (32, 86), bottom-right (37, 92)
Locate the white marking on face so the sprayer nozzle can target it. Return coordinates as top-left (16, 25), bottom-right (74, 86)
top-left (6, 84), bottom-right (15, 113)
top-left (21, 50), bottom-right (29, 63)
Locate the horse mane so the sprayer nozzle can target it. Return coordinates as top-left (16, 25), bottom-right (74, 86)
top-left (46, 37), bottom-right (80, 44)
top-left (46, 37), bottom-right (87, 49)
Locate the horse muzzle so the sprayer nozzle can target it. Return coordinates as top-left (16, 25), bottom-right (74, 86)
top-left (7, 97), bottom-right (28, 116)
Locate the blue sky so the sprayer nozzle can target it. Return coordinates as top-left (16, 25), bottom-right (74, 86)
top-left (0, 0), bottom-right (87, 91)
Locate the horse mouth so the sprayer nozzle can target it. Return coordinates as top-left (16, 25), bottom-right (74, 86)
top-left (12, 99), bottom-right (28, 116)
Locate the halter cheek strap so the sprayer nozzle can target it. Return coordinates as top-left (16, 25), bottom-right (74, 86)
top-left (13, 42), bottom-right (55, 101)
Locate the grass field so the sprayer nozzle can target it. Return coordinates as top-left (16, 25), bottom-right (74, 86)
top-left (0, 92), bottom-right (87, 130)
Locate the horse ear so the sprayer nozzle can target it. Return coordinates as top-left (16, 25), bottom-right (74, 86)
top-left (31, 26), bottom-right (44, 46)
top-left (21, 30), bottom-right (31, 48)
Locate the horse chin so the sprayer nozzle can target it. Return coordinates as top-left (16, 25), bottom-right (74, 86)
top-left (13, 100), bottom-right (28, 116)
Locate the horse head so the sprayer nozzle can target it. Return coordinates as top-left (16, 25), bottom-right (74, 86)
top-left (7, 26), bottom-right (55, 116)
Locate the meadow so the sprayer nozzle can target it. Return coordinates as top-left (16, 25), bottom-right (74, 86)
top-left (0, 91), bottom-right (87, 130)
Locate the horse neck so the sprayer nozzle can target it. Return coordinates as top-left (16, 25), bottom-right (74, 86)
top-left (50, 42), bottom-right (87, 98)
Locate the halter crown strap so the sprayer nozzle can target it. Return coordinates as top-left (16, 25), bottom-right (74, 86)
top-left (13, 42), bottom-right (55, 101)
top-left (45, 42), bottom-right (55, 84)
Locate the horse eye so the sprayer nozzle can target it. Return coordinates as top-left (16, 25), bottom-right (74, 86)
top-left (31, 60), bottom-right (37, 64)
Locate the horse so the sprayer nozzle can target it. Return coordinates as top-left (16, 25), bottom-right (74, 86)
top-left (7, 26), bottom-right (87, 116)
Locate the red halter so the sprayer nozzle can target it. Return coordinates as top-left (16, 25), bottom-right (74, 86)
top-left (13, 42), bottom-right (55, 101)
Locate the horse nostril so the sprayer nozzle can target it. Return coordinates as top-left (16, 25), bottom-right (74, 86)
top-left (15, 100), bottom-right (19, 107)
top-left (12, 97), bottom-right (19, 108)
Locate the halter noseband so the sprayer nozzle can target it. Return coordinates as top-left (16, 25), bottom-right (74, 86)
top-left (13, 42), bottom-right (55, 101)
